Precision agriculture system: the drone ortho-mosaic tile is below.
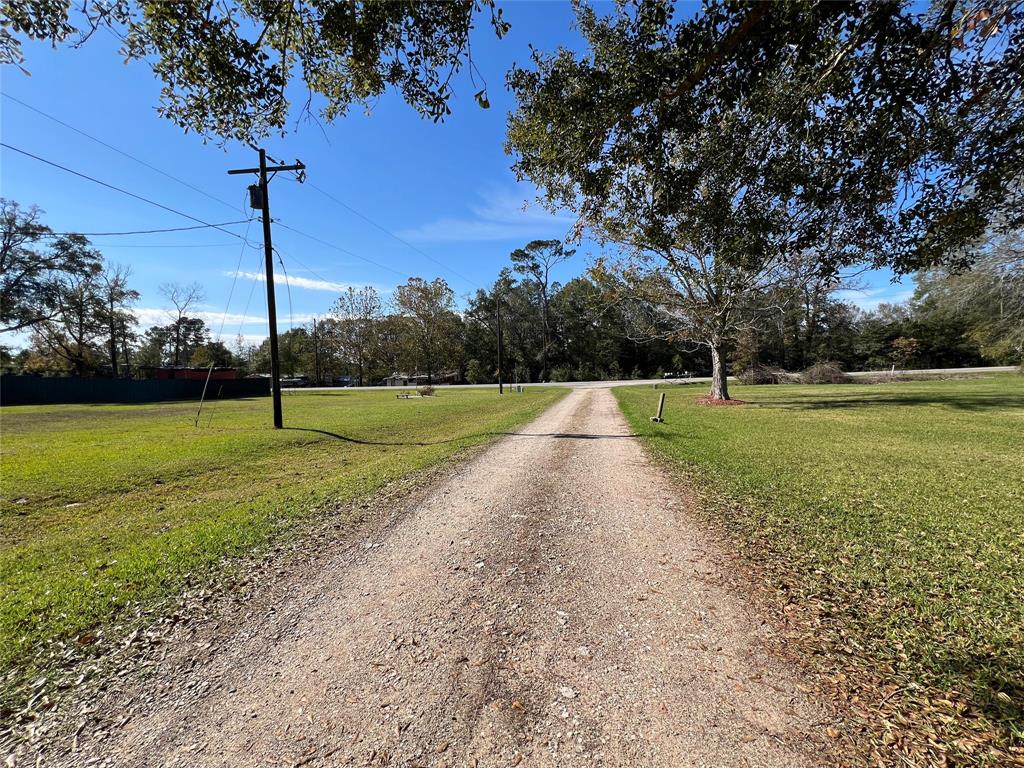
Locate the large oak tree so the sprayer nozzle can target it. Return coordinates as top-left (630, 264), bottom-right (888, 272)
top-left (506, 0), bottom-right (1022, 399)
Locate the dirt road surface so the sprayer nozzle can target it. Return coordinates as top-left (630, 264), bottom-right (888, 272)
top-left (60, 389), bottom-right (829, 767)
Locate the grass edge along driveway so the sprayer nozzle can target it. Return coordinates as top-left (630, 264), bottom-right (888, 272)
top-left (615, 375), bottom-right (1024, 765)
top-left (0, 387), bottom-right (567, 695)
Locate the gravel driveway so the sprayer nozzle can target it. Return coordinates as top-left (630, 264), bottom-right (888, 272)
top-left (61, 388), bottom-right (828, 767)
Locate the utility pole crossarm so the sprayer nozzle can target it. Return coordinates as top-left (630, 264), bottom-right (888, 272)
top-left (227, 161), bottom-right (305, 176)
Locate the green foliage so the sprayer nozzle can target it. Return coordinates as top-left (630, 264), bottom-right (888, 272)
top-left (393, 277), bottom-right (463, 383)
top-left (510, 240), bottom-right (575, 381)
top-left (914, 229), bottom-right (1024, 365)
top-left (1, 1), bottom-right (511, 142)
top-left (0, 200), bottom-right (104, 336)
top-left (616, 376), bottom-right (1024, 747)
top-left (138, 317), bottom-right (210, 368)
top-left (464, 271), bottom-right (692, 387)
top-left (329, 285), bottom-right (383, 386)
top-left (0, 387), bottom-right (566, 689)
top-left (463, 358), bottom-right (487, 384)
top-left (548, 365), bottom-right (572, 383)
top-left (508, 1), bottom-right (1023, 275)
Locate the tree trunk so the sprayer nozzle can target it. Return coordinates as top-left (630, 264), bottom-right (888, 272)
top-left (541, 294), bottom-right (549, 383)
top-left (108, 328), bottom-right (118, 377)
top-left (121, 326), bottom-right (132, 378)
top-left (108, 298), bottom-right (119, 378)
top-left (709, 340), bottom-right (730, 401)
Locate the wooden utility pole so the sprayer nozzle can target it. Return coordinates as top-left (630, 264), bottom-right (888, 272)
top-left (228, 149), bottom-right (305, 428)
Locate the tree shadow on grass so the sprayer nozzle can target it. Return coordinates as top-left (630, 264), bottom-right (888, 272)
top-left (283, 427), bottom-right (636, 447)
top-left (754, 393), bottom-right (1023, 412)
top-left (938, 650), bottom-right (1024, 737)
top-left (282, 391), bottom-right (354, 397)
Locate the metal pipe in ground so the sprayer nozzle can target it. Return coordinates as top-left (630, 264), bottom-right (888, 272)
top-left (650, 392), bottom-right (666, 423)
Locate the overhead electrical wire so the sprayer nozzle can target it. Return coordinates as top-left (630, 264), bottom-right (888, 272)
top-left (3, 139), bottom-right (401, 286)
top-left (272, 220), bottom-right (408, 280)
top-left (6, 102), bottom-right (487, 301)
top-left (1, 220), bottom-right (249, 237)
top-left (88, 242), bottom-right (241, 249)
top-left (195, 196), bottom-right (259, 426)
top-left (302, 180), bottom-right (479, 290)
top-left (5, 98), bottom-right (481, 292)
top-left (274, 248), bottom-right (297, 353)
top-left (276, 247), bottom-right (345, 291)
top-left (0, 142), bottom-right (258, 245)
top-left (2, 92), bottom-right (242, 215)
top-left (215, 197), bottom-right (260, 342)
top-left (236, 254), bottom-right (265, 340)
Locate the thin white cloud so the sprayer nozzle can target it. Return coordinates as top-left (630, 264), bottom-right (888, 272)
top-left (133, 307), bottom-right (318, 330)
top-left (234, 270), bottom-right (351, 293)
top-left (396, 185), bottom-right (575, 243)
top-left (133, 307), bottom-right (268, 328)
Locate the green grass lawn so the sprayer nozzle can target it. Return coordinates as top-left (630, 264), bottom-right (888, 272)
top-left (616, 376), bottom-right (1024, 749)
top-left (0, 387), bottom-right (565, 688)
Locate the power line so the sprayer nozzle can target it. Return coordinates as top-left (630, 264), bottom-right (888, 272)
top-left (232, 253), bottom-right (266, 342)
top-left (88, 242), bottom-right (242, 249)
top-left (4, 99), bottom-right (452, 291)
top-left (2, 93), bottom-right (242, 215)
top-left (215, 202), bottom-right (260, 341)
top-left (277, 248), bottom-right (346, 291)
top-left (303, 180), bottom-right (478, 289)
top-left (1, 142), bottom-right (256, 244)
top-left (195, 205), bottom-right (258, 427)
top-left (1, 220), bottom-right (249, 237)
top-left (273, 220), bottom-right (409, 280)
top-left (274, 248), bottom-right (297, 340)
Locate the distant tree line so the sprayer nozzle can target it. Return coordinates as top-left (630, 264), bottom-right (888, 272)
top-left (276, 247), bottom-right (1023, 386)
top-left (1, 199), bottom-right (234, 378)
top-left (2, 200), bottom-right (1020, 384)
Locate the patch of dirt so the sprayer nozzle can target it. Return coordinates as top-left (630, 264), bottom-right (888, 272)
top-left (695, 397), bottom-right (748, 406)
top-left (14, 389), bottom-right (842, 767)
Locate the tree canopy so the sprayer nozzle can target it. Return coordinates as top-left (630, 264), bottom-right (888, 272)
top-left (0, 200), bottom-right (104, 334)
top-left (393, 276), bottom-right (460, 384)
top-left (510, 239), bottom-right (575, 381)
top-left (2, 0), bottom-right (510, 142)
top-left (509, 0), bottom-right (1022, 274)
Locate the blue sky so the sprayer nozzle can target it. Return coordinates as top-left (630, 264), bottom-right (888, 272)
top-left (0, 1), bottom-right (909, 348)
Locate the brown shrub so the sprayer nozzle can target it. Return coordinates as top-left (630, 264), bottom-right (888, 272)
top-left (737, 365), bottom-right (798, 385)
top-left (800, 361), bottom-right (851, 384)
